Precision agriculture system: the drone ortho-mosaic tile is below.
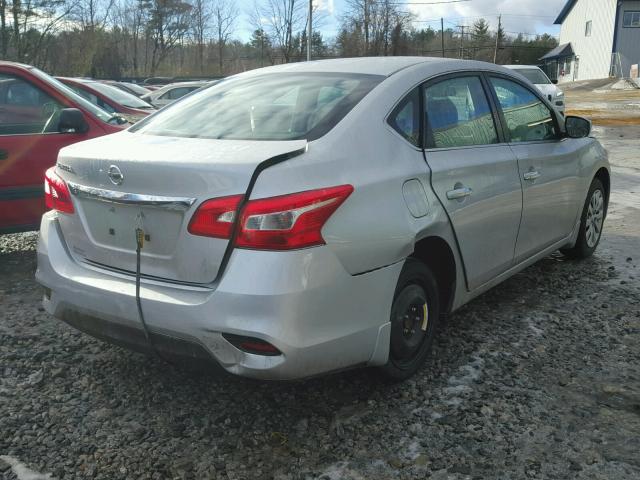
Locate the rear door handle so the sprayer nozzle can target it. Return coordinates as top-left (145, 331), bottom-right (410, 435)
top-left (446, 186), bottom-right (473, 200)
top-left (523, 171), bottom-right (541, 181)
top-left (0, 150), bottom-right (7, 160)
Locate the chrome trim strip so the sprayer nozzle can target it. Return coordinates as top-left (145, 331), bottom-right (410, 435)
top-left (67, 182), bottom-right (196, 211)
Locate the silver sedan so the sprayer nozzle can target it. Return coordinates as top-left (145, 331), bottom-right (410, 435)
top-left (36, 57), bottom-right (610, 380)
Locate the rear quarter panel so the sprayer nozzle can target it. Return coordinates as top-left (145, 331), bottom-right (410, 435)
top-left (250, 62), bottom-right (466, 288)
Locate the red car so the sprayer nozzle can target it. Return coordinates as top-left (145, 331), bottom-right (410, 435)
top-left (0, 62), bottom-right (125, 233)
top-left (57, 77), bottom-right (155, 123)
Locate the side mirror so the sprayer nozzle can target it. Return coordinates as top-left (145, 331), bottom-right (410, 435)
top-left (551, 79), bottom-right (558, 85)
top-left (565, 115), bottom-right (592, 139)
top-left (58, 108), bottom-right (89, 134)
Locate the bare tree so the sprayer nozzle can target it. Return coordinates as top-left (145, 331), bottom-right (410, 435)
top-left (190, 0), bottom-right (211, 73)
top-left (258, 0), bottom-right (306, 63)
top-left (146, 0), bottom-right (192, 74)
top-left (211, 0), bottom-right (237, 75)
top-left (0, 0), bottom-right (7, 56)
top-left (342, 0), bottom-right (411, 56)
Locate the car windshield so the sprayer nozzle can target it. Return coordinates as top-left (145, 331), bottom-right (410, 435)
top-left (85, 81), bottom-right (154, 109)
top-left (29, 68), bottom-right (114, 123)
top-left (130, 73), bottom-right (383, 141)
top-left (513, 68), bottom-right (551, 85)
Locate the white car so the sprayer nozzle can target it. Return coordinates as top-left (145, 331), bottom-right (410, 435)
top-left (504, 65), bottom-right (565, 115)
top-left (141, 81), bottom-right (208, 108)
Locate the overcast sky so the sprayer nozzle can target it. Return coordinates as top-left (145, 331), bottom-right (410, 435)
top-left (238, 0), bottom-right (567, 41)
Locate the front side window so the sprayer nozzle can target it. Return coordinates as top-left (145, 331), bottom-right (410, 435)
top-left (623, 11), bottom-right (640, 27)
top-left (0, 73), bottom-right (62, 135)
top-left (490, 77), bottom-right (557, 143)
top-left (585, 20), bottom-right (592, 36)
top-left (424, 76), bottom-right (498, 149)
top-left (388, 88), bottom-right (420, 146)
top-left (132, 73), bottom-right (383, 141)
top-left (30, 68), bottom-right (113, 123)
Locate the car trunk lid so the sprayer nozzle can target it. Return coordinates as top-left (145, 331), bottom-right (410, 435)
top-left (55, 132), bottom-right (307, 284)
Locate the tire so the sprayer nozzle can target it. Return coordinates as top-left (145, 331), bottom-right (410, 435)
top-left (561, 178), bottom-right (606, 259)
top-left (378, 258), bottom-right (440, 381)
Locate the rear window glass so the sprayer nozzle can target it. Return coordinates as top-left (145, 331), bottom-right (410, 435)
top-left (85, 81), bottom-right (153, 109)
top-left (512, 68), bottom-right (551, 85)
top-left (131, 73), bottom-right (383, 141)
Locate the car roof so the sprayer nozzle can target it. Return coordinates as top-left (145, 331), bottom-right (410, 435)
top-left (239, 57), bottom-right (460, 77)
top-left (0, 60), bottom-right (34, 70)
top-left (502, 65), bottom-right (542, 70)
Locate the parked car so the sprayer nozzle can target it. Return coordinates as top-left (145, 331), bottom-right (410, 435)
top-left (0, 62), bottom-right (125, 233)
top-left (57, 77), bottom-right (155, 123)
top-left (504, 65), bottom-right (565, 114)
top-left (140, 81), bottom-right (208, 108)
top-left (102, 80), bottom-right (152, 98)
top-left (143, 76), bottom-right (174, 86)
top-left (36, 57), bottom-right (610, 381)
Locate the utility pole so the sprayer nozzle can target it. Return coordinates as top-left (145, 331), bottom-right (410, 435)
top-left (307, 0), bottom-right (312, 61)
top-left (441, 18), bottom-right (445, 58)
top-left (493, 14), bottom-right (502, 64)
top-left (458, 25), bottom-right (465, 59)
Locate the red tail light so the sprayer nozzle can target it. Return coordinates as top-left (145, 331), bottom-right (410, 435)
top-left (188, 185), bottom-right (353, 250)
top-left (236, 185), bottom-right (354, 250)
top-left (187, 194), bottom-right (243, 238)
top-left (44, 167), bottom-right (74, 214)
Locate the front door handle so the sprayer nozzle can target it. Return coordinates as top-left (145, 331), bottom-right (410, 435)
top-left (446, 186), bottom-right (473, 200)
top-left (523, 171), bottom-right (541, 181)
top-left (0, 149), bottom-right (8, 160)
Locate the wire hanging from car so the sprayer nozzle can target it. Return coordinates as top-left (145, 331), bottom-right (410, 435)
top-left (134, 223), bottom-right (172, 365)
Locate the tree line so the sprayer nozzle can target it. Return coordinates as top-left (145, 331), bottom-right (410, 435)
top-left (0, 0), bottom-right (558, 79)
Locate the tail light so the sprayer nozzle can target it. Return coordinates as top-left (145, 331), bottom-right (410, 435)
top-left (187, 194), bottom-right (243, 238)
top-left (188, 185), bottom-right (353, 250)
top-left (44, 167), bottom-right (74, 214)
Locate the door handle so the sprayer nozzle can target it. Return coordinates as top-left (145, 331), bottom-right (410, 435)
top-left (446, 186), bottom-right (473, 200)
top-left (523, 171), bottom-right (541, 181)
top-left (0, 149), bottom-right (7, 160)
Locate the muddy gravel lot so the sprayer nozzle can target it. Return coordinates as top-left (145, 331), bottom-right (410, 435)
top-left (1, 124), bottom-right (639, 479)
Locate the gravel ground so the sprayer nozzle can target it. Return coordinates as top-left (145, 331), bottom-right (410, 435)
top-left (1, 125), bottom-right (639, 480)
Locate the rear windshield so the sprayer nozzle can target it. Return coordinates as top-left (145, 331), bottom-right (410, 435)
top-left (130, 73), bottom-right (383, 141)
top-left (122, 82), bottom-right (151, 96)
top-left (85, 81), bottom-right (154, 109)
top-left (513, 68), bottom-right (551, 85)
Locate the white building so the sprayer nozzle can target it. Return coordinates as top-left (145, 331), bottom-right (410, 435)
top-left (542, 0), bottom-right (640, 83)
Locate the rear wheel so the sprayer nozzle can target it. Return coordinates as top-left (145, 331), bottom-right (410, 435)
top-left (378, 258), bottom-right (440, 381)
top-left (561, 178), bottom-right (605, 259)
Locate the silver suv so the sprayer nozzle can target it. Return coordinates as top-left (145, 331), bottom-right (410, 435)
top-left (36, 58), bottom-right (610, 381)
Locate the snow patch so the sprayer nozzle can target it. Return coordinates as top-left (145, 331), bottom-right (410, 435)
top-left (402, 440), bottom-right (422, 460)
top-left (445, 356), bottom-right (483, 391)
top-left (0, 456), bottom-right (53, 480)
top-left (310, 461), bottom-right (368, 480)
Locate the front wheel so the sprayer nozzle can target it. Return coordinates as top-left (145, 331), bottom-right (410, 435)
top-left (378, 258), bottom-right (440, 381)
top-left (561, 178), bottom-right (605, 259)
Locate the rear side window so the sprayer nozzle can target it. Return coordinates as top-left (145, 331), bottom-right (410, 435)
top-left (490, 77), bottom-right (558, 143)
top-left (424, 76), bottom-right (498, 149)
top-left (388, 88), bottom-right (420, 146)
top-left (132, 73), bottom-right (383, 141)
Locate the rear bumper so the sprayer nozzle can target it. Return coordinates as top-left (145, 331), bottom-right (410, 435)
top-left (36, 212), bottom-right (400, 380)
